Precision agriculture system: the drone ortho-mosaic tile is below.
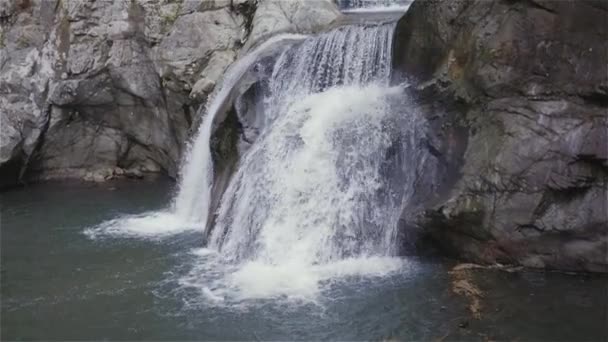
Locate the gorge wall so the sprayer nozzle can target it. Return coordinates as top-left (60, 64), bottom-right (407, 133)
top-left (0, 0), bottom-right (339, 188)
top-left (2, 0), bottom-right (606, 273)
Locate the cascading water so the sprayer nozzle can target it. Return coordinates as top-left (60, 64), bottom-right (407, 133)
top-left (208, 23), bottom-right (402, 263)
top-left (84, 34), bottom-right (307, 239)
top-left (173, 34), bottom-right (307, 225)
top-left (180, 21), bottom-right (427, 299)
top-left (88, 19), bottom-right (428, 300)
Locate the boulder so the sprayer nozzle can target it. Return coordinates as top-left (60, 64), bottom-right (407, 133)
top-left (244, 0), bottom-right (341, 51)
top-left (393, 0), bottom-right (608, 272)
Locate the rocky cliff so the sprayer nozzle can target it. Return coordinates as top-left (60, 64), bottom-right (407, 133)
top-left (393, 0), bottom-right (607, 272)
top-left (0, 0), bottom-right (339, 188)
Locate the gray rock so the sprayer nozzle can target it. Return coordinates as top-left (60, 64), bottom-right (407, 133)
top-left (190, 50), bottom-right (237, 101)
top-left (155, 9), bottom-right (243, 86)
top-left (0, 0), bottom-right (341, 188)
top-left (0, 0), bottom-right (250, 187)
top-left (393, 0), bottom-right (608, 272)
top-left (244, 0), bottom-right (341, 52)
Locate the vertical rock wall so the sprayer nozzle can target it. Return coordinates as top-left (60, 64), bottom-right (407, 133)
top-left (0, 0), bottom-right (340, 187)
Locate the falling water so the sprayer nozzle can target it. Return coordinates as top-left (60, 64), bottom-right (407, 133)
top-left (85, 34), bottom-right (307, 239)
top-left (188, 22), bottom-right (428, 298)
top-left (90, 20), bottom-right (426, 299)
top-left (173, 34), bottom-right (307, 225)
top-left (208, 23), bottom-right (402, 261)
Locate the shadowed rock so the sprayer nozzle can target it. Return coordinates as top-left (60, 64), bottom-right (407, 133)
top-left (392, 0), bottom-right (608, 272)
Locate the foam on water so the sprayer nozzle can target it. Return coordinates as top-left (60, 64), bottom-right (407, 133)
top-left (84, 211), bottom-right (198, 240)
top-left (177, 248), bottom-right (410, 304)
top-left (209, 84), bottom-right (407, 263)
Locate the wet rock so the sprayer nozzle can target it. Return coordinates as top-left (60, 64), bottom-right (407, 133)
top-left (393, 0), bottom-right (608, 272)
top-left (244, 0), bottom-right (341, 51)
top-left (155, 9), bottom-right (243, 88)
top-left (189, 50), bottom-right (238, 102)
top-left (0, 0), bottom-right (340, 189)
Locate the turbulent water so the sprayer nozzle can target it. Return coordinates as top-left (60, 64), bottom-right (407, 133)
top-left (197, 21), bottom-right (425, 299)
top-left (208, 23), bottom-right (407, 264)
top-left (88, 20), bottom-right (428, 300)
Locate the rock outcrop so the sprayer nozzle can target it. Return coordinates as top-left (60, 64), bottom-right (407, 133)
top-left (393, 0), bottom-right (607, 272)
top-left (244, 0), bottom-right (340, 51)
top-left (0, 0), bottom-right (340, 188)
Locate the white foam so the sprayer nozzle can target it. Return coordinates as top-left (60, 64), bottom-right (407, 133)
top-left (178, 252), bottom-right (410, 303)
top-left (229, 260), bottom-right (321, 300)
top-left (210, 84), bottom-right (406, 264)
top-left (84, 211), bottom-right (199, 239)
top-left (231, 257), bottom-right (406, 299)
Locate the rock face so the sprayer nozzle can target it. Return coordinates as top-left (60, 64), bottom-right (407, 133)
top-left (244, 0), bottom-right (340, 51)
top-left (393, 0), bottom-right (607, 272)
top-left (0, 0), bottom-right (340, 188)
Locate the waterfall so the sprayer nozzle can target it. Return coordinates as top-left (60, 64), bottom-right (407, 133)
top-left (207, 23), bottom-right (408, 265)
top-left (173, 34), bottom-right (307, 225)
top-left (189, 21), bottom-right (429, 298)
top-left (89, 19), bottom-right (427, 299)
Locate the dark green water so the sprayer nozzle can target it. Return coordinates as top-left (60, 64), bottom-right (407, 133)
top-left (1, 180), bottom-right (607, 340)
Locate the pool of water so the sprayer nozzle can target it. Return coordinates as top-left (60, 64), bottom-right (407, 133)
top-left (1, 180), bottom-right (606, 340)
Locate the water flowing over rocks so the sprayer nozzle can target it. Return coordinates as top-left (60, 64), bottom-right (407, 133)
top-left (392, 0), bottom-right (608, 272)
top-left (0, 0), bottom-right (340, 188)
top-left (2, 0), bottom-right (604, 274)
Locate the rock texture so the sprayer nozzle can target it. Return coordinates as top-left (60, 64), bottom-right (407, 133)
top-left (244, 0), bottom-right (340, 51)
top-left (393, 0), bottom-right (608, 272)
top-left (0, 0), bottom-right (340, 188)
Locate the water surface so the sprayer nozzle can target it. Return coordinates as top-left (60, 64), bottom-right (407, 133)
top-left (1, 180), bottom-right (606, 340)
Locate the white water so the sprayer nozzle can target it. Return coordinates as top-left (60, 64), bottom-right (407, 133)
top-left (88, 22), bottom-right (426, 301)
top-left (178, 247), bottom-right (411, 302)
top-left (173, 34), bottom-right (307, 225)
top-left (193, 82), bottom-right (421, 301)
top-left (189, 22), bottom-right (425, 300)
top-left (210, 84), bottom-right (406, 263)
top-left (84, 211), bottom-right (198, 240)
top-left (86, 34), bottom-right (307, 239)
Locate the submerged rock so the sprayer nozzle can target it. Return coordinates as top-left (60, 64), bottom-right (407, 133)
top-left (393, 0), bottom-right (608, 272)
